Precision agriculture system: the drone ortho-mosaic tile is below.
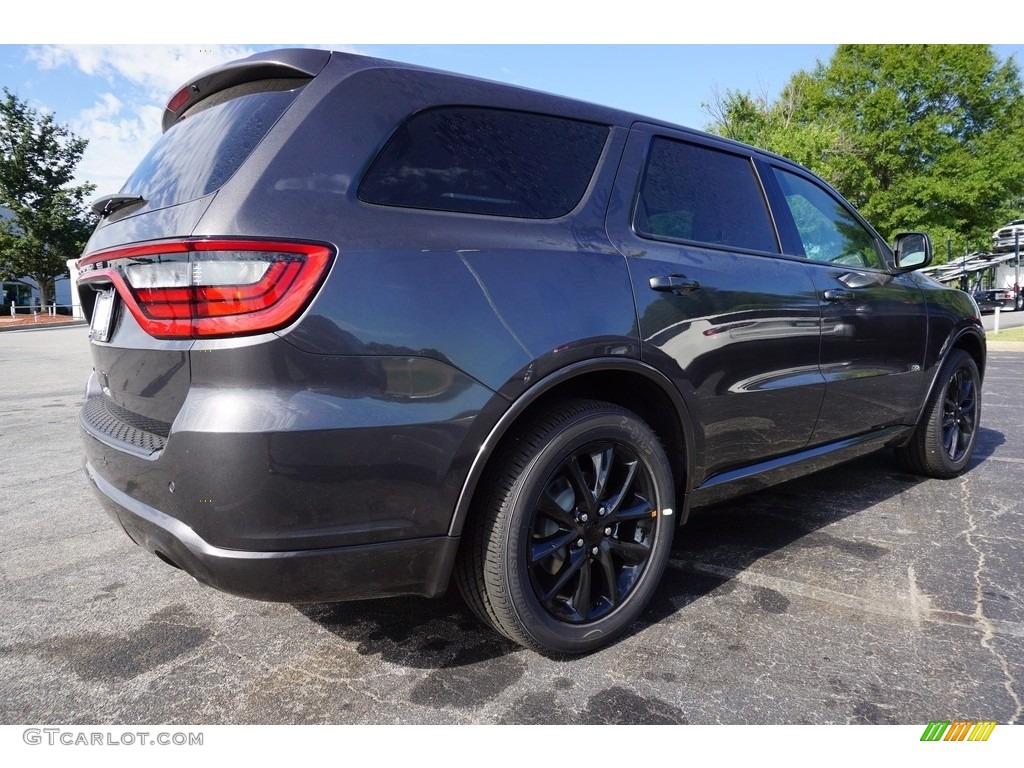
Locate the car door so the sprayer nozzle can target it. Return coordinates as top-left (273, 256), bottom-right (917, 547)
top-left (606, 125), bottom-right (826, 483)
top-left (762, 164), bottom-right (929, 443)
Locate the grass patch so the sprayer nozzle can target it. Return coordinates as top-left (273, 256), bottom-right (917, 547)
top-left (987, 326), bottom-right (1024, 342)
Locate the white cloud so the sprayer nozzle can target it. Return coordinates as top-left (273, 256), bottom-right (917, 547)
top-left (28, 44), bottom-right (367, 197)
top-left (71, 99), bottom-right (164, 198)
top-left (78, 92), bottom-right (123, 123)
top-left (29, 44), bottom-right (263, 100)
top-left (26, 45), bottom-right (266, 197)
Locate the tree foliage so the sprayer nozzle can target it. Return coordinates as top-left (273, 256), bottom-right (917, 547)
top-left (704, 45), bottom-right (1024, 260)
top-left (0, 87), bottom-right (96, 306)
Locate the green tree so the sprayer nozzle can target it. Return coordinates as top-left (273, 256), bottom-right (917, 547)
top-left (704, 45), bottom-right (1024, 261)
top-left (0, 88), bottom-right (96, 308)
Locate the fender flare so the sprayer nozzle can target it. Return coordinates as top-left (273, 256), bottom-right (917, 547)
top-left (447, 356), bottom-right (696, 537)
top-left (911, 325), bottom-right (986, 428)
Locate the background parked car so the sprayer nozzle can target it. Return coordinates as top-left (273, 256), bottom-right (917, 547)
top-left (991, 219), bottom-right (1024, 253)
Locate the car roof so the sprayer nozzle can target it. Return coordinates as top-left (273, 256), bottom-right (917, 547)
top-left (178, 48), bottom-right (806, 173)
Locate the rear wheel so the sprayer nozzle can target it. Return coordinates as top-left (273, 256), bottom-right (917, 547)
top-left (896, 350), bottom-right (981, 479)
top-left (456, 400), bottom-right (675, 654)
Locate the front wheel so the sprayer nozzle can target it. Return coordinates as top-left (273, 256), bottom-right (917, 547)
top-left (895, 349), bottom-right (981, 479)
top-left (455, 400), bottom-right (676, 654)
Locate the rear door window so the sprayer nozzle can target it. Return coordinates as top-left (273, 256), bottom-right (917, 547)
top-left (635, 137), bottom-right (779, 254)
top-left (358, 107), bottom-right (608, 218)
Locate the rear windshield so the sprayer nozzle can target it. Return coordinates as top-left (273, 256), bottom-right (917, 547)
top-left (358, 107), bottom-right (608, 219)
top-left (119, 79), bottom-right (306, 209)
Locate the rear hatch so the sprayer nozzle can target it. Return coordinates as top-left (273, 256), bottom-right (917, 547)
top-left (78, 49), bottom-right (330, 455)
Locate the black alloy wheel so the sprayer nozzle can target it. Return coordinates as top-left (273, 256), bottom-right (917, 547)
top-left (527, 440), bottom-right (659, 625)
top-left (940, 364), bottom-right (978, 464)
top-left (456, 399), bottom-right (676, 654)
top-left (895, 350), bottom-right (981, 479)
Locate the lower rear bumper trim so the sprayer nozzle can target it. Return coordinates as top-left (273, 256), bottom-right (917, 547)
top-left (85, 461), bottom-right (459, 603)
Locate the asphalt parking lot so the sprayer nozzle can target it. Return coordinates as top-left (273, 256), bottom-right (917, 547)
top-left (1, 325), bottom-right (1021, 725)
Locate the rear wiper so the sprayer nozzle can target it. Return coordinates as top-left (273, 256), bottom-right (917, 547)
top-left (91, 194), bottom-right (146, 218)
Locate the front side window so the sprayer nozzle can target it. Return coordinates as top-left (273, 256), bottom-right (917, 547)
top-left (358, 107), bottom-right (608, 219)
top-left (635, 137), bottom-right (779, 254)
top-left (772, 169), bottom-right (884, 270)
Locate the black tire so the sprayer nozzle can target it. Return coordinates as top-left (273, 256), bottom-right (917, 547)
top-left (455, 399), bottom-right (676, 654)
top-left (895, 350), bottom-right (981, 479)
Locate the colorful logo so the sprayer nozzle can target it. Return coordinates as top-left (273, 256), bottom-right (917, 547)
top-left (921, 721), bottom-right (997, 742)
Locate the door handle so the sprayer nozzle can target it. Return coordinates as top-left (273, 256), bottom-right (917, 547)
top-left (650, 275), bottom-right (701, 296)
top-left (823, 288), bottom-right (856, 303)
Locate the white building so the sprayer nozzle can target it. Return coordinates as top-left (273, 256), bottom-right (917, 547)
top-left (1, 204), bottom-right (75, 313)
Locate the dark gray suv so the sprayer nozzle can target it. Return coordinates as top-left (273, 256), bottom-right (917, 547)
top-left (78, 48), bottom-right (986, 654)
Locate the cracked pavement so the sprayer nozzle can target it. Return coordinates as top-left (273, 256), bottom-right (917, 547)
top-left (1, 326), bottom-right (1021, 724)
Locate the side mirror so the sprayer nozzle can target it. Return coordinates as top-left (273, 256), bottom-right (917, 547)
top-left (893, 232), bottom-right (932, 271)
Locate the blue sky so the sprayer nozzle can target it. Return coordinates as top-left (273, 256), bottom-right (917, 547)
top-left (2, 4), bottom-right (1020, 198)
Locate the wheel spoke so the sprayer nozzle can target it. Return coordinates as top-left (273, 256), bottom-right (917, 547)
top-left (960, 411), bottom-right (975, 434)
top-left (565, 456), bottom-right (598, 515)
top-left (571, 559), bottom-right (592, 621)
top-left (595, 546), bottom-right (619, 608)
top-left (605, 459), bottom-right (639, 517)
top-left (611, 497), bottom-right (655, 524)
top-left (959, 377), bottom-right (974, 404)
top-left (539, 547), bottom-right (586, 604)
top-left (530, 529), bottom-right (578, 565)
top-left (590, 445), bottom-right (615, 503)
top-left (945, 422), bottom-right (960, 460)
top-left (608, 537), bottom-right (651, 566)
top-left (537, 487), bottom-right (577, 529)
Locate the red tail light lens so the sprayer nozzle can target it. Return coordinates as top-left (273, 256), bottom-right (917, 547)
top-left (77, 239), bottom-right (333, 339)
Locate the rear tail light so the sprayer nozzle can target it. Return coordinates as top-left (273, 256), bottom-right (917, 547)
top-left (77, 239), bottom-right (333, 339)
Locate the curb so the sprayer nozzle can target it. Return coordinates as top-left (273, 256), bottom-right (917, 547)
top-left (986, 340), bottom-right (1024, 351)
top-left (0, 320), bottom-right (87, 334)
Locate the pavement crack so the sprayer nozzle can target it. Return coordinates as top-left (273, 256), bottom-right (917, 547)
top-left (668, 558), bottom-right (1024, 640)
top-left (197, 628), bottom-right (390, 708)
top-left (960, 475), bottom-right (1024, 723)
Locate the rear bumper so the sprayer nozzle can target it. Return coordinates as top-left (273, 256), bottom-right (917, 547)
top-left (76, 343), bottom-right (498, 602)
top-left (85, 460), bottom-right (460, 602)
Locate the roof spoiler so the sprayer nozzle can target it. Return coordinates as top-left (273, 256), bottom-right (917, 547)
top-left (162, 48), bottom-right (331, 132)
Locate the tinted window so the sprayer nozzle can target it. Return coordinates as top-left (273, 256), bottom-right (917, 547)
top-left (635, 138), bottom-right (778, 253)
top-left (772, 169), bottom-right (884, 269)
top-left (358, 108), bottom-right (608, 218)
top-left (120, 80), bottom-right (306, 209)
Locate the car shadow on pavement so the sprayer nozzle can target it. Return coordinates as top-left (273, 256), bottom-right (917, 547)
top-left (295, 590), bottom-right (521, 669)
top-left (296, 428), bottom-right (1005, 664)
top-left (634, 427), bottom-right (1005, 638)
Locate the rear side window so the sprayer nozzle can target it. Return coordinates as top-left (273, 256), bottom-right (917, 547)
top-left (120, 79), bottom-right (307, 209)
top-left (635, 137), bottom-right (778, 253)
top-left (358, 107), bottom-right (608, 218)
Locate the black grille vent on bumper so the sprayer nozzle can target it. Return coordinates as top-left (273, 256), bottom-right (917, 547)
top-left (81, 395), bottom-right (171, 456)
